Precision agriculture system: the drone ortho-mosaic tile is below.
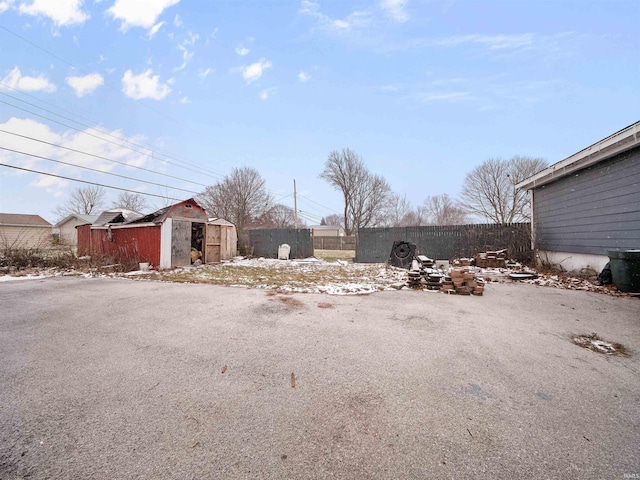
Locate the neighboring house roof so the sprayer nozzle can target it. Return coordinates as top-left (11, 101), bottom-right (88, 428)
top-left (93, 209), bottom-right (143, 226)
top-left (517, 120), bottom-right (640, 191)
top-left (54, 214), bottom-right (99, 228)
top-left (310, 225), bottom-right (342, 230)
top-left (0, 213), bottom-right (52, 227)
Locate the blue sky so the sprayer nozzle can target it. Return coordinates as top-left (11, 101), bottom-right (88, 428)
top-left (0, 0), bottom-right (638, 224)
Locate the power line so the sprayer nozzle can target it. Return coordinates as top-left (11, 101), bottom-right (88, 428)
top-left (0, 162), bottom-right (183, 201)
top-left (0, 146), bottom-right (200, 195)
top-left (0, 129), bottom-right (209, 188)
top-left (297, 192), bottom-right (341, 215)
top-left (0, 24), bottom-right (239, 178)
top-left (0, 93), bottom-right (225, 181)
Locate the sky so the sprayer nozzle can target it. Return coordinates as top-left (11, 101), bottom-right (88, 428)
top-left (0, 0), bottom-right (638, 225)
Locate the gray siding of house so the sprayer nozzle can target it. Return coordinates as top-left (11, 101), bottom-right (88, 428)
top-left (533, 146), bottom-right (640, 255)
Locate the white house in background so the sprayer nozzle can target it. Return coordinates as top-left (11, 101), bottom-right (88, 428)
top-left (0, 213), bottom-right (52, 249)
top-left (310, 225), bottom-right (345, 237)
top-left (54, 214), bottom-right (98, 246)
top-left (516, 121), bottom-right (640, 272)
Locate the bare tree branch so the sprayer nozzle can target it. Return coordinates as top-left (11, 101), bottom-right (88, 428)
top-left (198, 167), bottom-right (273, 235)
top-left (423, 194), bottom-right (468, 225)
top-left (53, 186), bottom-right (107, 219)
top-left (460, 156), bottom-right (547, 223)
top-left (320, 148), bottom-right (391, 235)
top-left (111, 192), bottom-right (148, 212)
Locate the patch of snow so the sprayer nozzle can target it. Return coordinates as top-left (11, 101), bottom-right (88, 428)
top-left (0, 274), bottom-right (51, 282)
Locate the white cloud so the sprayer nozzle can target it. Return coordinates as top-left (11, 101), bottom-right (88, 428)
top-left (433, 34), bottom-right (535, 50)
top-left (416, 91), bottom-right (471, 102)
top-left (0, 0), bottom-right (15, 14)
top-left (259, 88), bottom-right (276, 100)
top-left (0, 117), bottom-right (151, 194)
top-left (18, 0), bottom-right (89, 27)
top-left (241, 59), bottom-right (272, 84)
top-left (380, 0), bottom-right (408, 22)
top-left (198, 67), bottom-right (212, 78)
top-left (174, 31), bottom-right (199, 71)
top-left (121, 69), bottom-right (171, 100)
top-left (66, 73), bottom-right (104, 97)
top-left (298, 71), bottom-right (310, 82)
top-left (107, 0), bottom-right (180, 31)
top-left (173, 14), bottom-right (183, 27)
top-left (179, 96), bottom-right (190, 104)
top-left (0, 67), bottom-right (56, 92)
top-left (300, 1), bottom-right (372, 32)
top-left (235, 45), bottom-right (250, 56)
top-left (147, 21), bottom-right (164, 39)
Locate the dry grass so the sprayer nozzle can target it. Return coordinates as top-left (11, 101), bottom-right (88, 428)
top-left (314, 250), bottom-right (355, 262)
top-left (158, 262), bottom-right (391, 289)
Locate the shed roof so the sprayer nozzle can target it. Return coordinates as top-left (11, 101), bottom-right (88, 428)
top-left (128, 198), bottom-right (205, 225)
top-left (517, 120), bottom-right (640, 191)
top-left (93, 209), bottom-right (143, 226)
top-left (0, 213), bottom-right (52, 227)
top-left (208, 218), bottom-right (236, 227)
top-left (129, 206), bottom-right (171, 225)
top-left (54, 213), bottom-right (99, 228)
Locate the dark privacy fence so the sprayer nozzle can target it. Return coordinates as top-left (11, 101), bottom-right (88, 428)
top-left (354, 223), bottom-right (532, 263)
top-left (248, 229), bottom-right (314, 259)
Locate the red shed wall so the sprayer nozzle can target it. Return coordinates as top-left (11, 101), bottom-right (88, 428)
top-left (78, 225), bottom-right (161, 266)
top-left (77, 224), bottom-right (91, 256)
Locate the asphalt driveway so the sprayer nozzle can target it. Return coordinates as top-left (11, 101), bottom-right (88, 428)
top-left (1, 277), bottom-right (639, 479)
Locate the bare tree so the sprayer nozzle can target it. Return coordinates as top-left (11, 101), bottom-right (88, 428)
top-left (423, 194), bottom-right (468, 225)
top-left (324, 214), bottom-right (344, 227)
top-left (111, 192), bottom-right (148, 212)
top-left (320, 148), bottom-right (391, 235)
top-left (260, 204), bottom-right (296, 229)
top-left (460, 156), bottom-right (547, 223)
top-left (385, 193), bottom-right (422, 227)
top-left (198, 167), bottom-right (273, 234)
top-left (53, 186), bottom-right (107, 219)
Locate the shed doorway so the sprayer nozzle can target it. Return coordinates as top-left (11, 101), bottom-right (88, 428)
top-left (170, 220), bottom-right (205, 266)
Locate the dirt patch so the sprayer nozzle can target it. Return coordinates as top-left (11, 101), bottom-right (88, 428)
top-left (317, 302), bottom-right (335, 309)
top-left (572, 333), bottom-right (629, 356)
top-left (273, 296), bottom-right (304, 308)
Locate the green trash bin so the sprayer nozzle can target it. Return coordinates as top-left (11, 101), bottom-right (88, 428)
top-left (608, 250), bottom-right (640, 293)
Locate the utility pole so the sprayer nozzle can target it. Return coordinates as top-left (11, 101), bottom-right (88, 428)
top-left (293, 179), bottom-right (298, 229)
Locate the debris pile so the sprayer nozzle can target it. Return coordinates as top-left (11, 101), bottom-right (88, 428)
top-left (442, 267), bottom-right (485, 296)
top-left (404, 256), bottom-right (484, 296)
top-left (475, 249), bottom-right (507, 268)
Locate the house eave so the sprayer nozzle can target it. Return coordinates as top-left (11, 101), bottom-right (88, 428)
top-left (516, 120), bottom-right (640, 191)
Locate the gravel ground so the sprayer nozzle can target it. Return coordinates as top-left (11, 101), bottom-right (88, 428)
top-left (1, 277), bottom-right (639, 479)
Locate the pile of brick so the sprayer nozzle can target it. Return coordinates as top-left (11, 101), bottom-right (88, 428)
top-left (440, 267), bottom-right (485, 296)
top-left (475, 249), bottom-right (507, 268)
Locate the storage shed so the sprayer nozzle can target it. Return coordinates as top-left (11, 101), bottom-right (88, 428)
top-left (77, 199), bottom-right (237, 269)
top-left (54, 214), bottom-right (98, 246)
top-left (516, 121), bottom-right (640, 272)
top-left (0, 213), bottom-right (52, 249)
